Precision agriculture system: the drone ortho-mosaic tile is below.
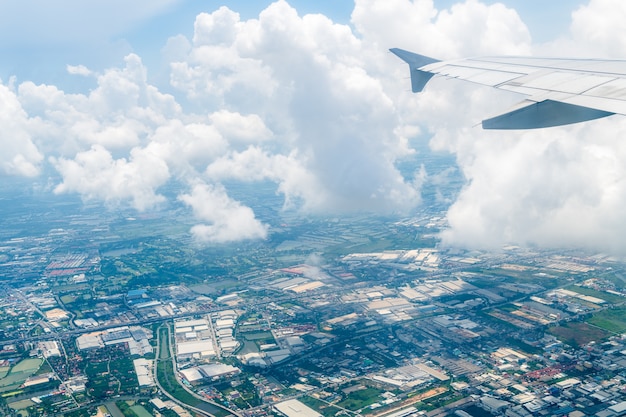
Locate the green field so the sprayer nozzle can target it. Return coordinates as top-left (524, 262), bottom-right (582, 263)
top-left (336, 387), bottom-right (383, 411)
top-left (8, 399), bottom-right (34, 410)
top-left (587, 306), bottom-right (626, 333)
top-left (568, 286), bottom-right (625, 304)
top-left (130, 405), bottom-right (153, 417)
top-left (549, 322), bottom-right (610, 347)
top-left (243, 331), bottom-right (274, 341)
top-left (60, 294), bottom-right (77, 304)
top-left (0, 358), bottom-right (43, 393)
top-left (12, 359), bottom-right (42, 374)
top-left (301, 396), bottom-right (343, 417)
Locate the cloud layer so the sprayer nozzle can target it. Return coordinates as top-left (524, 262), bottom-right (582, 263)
top-left (3, 0), bottom-right (626, 251)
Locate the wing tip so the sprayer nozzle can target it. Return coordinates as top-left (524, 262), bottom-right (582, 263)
top-left (390, 48), bottom-right (440, 93)
top-left (389, 48), bottom-right (439, 67)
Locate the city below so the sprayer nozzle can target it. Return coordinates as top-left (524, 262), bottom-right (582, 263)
top-left (1, 184), bottom-right (625, 417)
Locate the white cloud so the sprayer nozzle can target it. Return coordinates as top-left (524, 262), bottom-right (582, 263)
top-left (437, 118), bottom-right (626, 253)
top-left (148, 120), bottom-right (228, 177)
top-left (17, 54), bottom-right (182, 155)
top-left (66, 64), bottom-right (92, 76)
top-left (351, 0), bottom-right (531, 59)
top-left (407, 0), bottom-right (626, 254)
top-left (569, 0), bottom-right (626, 57)
top-left (208, 110), bottom-right (273, 144)
top-left (169, 0), bottom-right (424, 214)
top-left (0, 83), bottom-right (42, 177)
top-left (6, 0), bottom-right (626, 252)
top-left (178, 183), bottom-right (268, 243)
top-left (535, 0), bottom-right (626, 57)
top-left (205, 146), bottom-right (329, 211)
top-left (193, 6), bottom-right (241, 47)
top-left (52, 145), bottom-right (170, 211)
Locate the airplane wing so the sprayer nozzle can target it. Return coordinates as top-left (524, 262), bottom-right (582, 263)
top-left (390, 48), bottom-right (626, 129)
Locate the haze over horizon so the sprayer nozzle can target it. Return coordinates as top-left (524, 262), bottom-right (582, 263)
top-left (2, 0), bottom-right (626, 253)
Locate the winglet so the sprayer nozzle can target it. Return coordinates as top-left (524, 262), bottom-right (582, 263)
top-left (482, 99), bottom-right (614, 129)
top-left (390, 48), bottom-right (440, 93)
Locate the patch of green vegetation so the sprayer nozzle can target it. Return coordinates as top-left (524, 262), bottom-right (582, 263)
top-left (157, 351), bottom-right (200, 408)
top-left (65, 409), bottom-right (98, 417)
top-left (336, 387), bottom-right (382, 411)
top-left (440, 293), bottom-right (480, 304)
top-left (216, 378), bottom-right (261, 409)
top-left (11, 359), bottom-right (42, 374)
top-left (587, 306), bottom-right (626, 333)
top-left (604, 274), bottom-right (626, 290)
top-left (0, 358), bottom-right (44, 393)
top-left (84, 347), bottom-right (139, 399)
top-left (474, 268), bottom-right (565, 290)
top-left (477, 310), bottom-right (518, 330)
top-left (300, 395), bottom-right (343, 417)
top-left (506, 338), bottom-right (542, 355)
top-left (189, 280), bottom-right (240, 295)
top-left (548, 322), bottom-right (610, 347)
top-left (464, 404), bottom-right (498, 417)
top-left (7, 399), bottom-right (34, 410)
top-left (498, 304), bottom-right (520, 313)
top-left (116, 401), bottom-right (139, 417)
top-left (423, 392), bottom-right (465, 411)
top-left (60, 294), bottom-right (77, 304)
top-left (242, 331), bottom-right (274, 341)
top-left (130, 405), bottom-right (152, 417)
top-left (568, 286), bottom-right (625, 304)
top-left (84, 362), bottom-right (108, 378)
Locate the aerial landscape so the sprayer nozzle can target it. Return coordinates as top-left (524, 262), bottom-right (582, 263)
top-left (1, 1), bottom-right (626, 417)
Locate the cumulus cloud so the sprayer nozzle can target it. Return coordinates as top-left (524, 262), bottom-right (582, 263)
top-left (170, 0), bottom-right (424, 214)
top-left (534, 0), bottom-right (626, 57)
top-left (205, 146), bottom-right (329, 211)
top-left (569, 0), bottom-right (626, 57)
top-left (52, 145), bottom-right (169, 211)
top-left (66, 64), bottom-right (92, 76)
top-left (411, 0), bottom-right (626, 253)
top-left (436, 119), bottom-right (626, 253)
top-left (179, 183), bottom-right (269, 243)
top-left (208, 110), bottom-right (273, 144)
top-left (351, 0), bottom-right (531, 59)
top-left (6, 0), bottom-right (626, 253)
top-left (0, 83), bottom-right (42, 177)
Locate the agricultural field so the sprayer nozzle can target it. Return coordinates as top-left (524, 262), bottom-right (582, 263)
top-left (568, 286), bottom-right (625, 305)
top-left (587, 306), bottom-right (626, 334)
top-left (549, 322), bottom-right (610, 347)
top-left (300, 396), bottom-right (343, 417)
top-left (336, 386), bottom-right (384, 412)
top-left (130, 404), bottom-right (153, 417)
top-left (0, 358), bottom-right (43, 393)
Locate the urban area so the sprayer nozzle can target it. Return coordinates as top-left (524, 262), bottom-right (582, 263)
top-left (1, 174), bottom-right (626, 417)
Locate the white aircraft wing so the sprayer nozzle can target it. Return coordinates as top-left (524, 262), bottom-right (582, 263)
top-left (390, 48), bottom-right (626, 129)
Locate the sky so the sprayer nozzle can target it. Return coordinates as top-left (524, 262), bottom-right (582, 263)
top-left (3, 0), bottom-right (626, 253)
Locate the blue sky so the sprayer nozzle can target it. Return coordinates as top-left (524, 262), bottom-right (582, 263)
top-left (0, 0), bottom-right (584, 87)
top-left (0, 0), bottom-right (354, 86)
